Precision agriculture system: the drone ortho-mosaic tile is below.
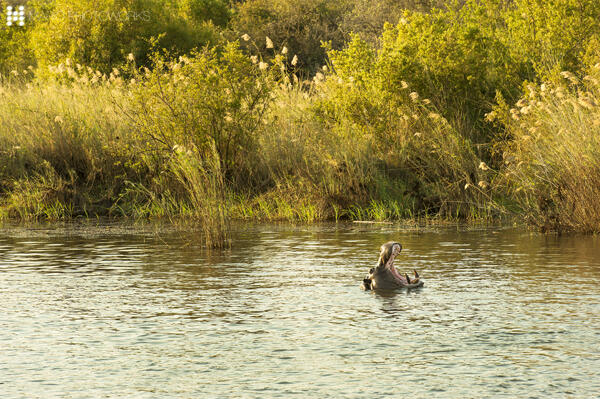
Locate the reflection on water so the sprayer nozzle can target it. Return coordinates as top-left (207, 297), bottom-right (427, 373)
top-left (1, 222), bottom-right (599, 398)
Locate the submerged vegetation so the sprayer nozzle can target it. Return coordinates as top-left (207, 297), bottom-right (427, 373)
top-left (2, 0), bottom-right (600, 245)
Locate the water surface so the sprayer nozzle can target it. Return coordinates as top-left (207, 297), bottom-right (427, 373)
top-left (1, 223), bottom-right (599, 398)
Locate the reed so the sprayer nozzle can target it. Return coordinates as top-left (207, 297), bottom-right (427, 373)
top-left (494, 67), bottom-right (600, 233)
top-left (0, 49), bottom-right (504, 234)
top-left (3, 32), bottom-right (597, 238)
top-left (0, 71), bottom-right (135, 220)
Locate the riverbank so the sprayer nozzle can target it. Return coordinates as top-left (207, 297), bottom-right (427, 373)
top-left (2, 1), bottom-right (600, 248)
top-left (2, 58), bottom-right (599, 240)
top-left (0, 50), bottom-right (499, 236)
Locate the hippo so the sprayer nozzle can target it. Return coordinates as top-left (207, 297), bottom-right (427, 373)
top-left (361, 242), bottom-right (423, 290)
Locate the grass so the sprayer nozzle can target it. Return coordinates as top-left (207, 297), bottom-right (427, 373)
top-left (1, 44), bottom-right (599, 249)
top-left (0, 73), bottom-right (133, 220)
top-left (495, 67), bottom-right (600, 233)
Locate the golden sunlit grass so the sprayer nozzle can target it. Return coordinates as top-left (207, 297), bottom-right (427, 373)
top-left (0, 59), bottom-right (235, 247)
top-left (0, 72), bottom-right (134, 219)
top-left (496, 65), bottom-right (600, 233)
top-left (0, 48), bottom-right (503, 234)
top-left (2, 35), bottom-right (600, 244)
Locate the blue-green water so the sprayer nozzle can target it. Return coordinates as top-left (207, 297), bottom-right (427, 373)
top-left (1, 223), bottom-right (599, 398)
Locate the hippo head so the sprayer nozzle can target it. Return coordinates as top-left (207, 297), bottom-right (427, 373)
top-left (361, 242), bottom-right (423, 290)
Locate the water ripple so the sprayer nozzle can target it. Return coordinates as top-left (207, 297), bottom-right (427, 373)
top-left (0, 224), bottom-right (599, 398)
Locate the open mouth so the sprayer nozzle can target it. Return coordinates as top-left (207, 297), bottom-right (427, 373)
top-left (385, 246), bottom-right (407, 284)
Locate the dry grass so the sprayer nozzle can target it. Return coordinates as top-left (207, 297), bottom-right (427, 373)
top-left (0, 71), bottom-right (134, 219)
top-left (7, 45), bottom-right (598, 240)
top-left (0, 66), bottom-right (232, 247)
top-left (497, 66), bottom-right (600, 232)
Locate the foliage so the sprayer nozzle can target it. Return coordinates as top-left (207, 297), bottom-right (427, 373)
top-left (339, 0), bottom-right (449, 45)
top-left (3, 0), bottom-right (600, 234)
top-left (180, 0), bottom-right (231, 27)
top-left (230, 0), bottom-right (455, 75)
top-left (248, 79), bottom-right (380, 220)
top-left (29, 0), bottom-right (222, 73)
top-left (230, 0), bottom-right (350, 74)
top-left (372, 2), bottom-right (528, 143)
top-left (493, 66), bottom-right (600, 233)
top-left (503, 0), bottom-right (600, 80)
top-left (122, 42), bottom-right (274, 185)
top-left (316, 44), bottom-right (496, 218)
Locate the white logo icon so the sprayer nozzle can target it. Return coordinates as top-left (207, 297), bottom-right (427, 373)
top-left (6, 5), bottom-right (25, 26)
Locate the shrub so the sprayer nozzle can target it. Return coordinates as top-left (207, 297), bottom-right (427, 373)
top-left (29, 0), bottom-right (222, 73)
top-left (231, 0), bottom-right (350, 74)
top-left (504, 0), bottom-right (600, 80)
top-left (339, 0), bottom-right (449, 45)
top-left (372, 3), bottom-right (527, 144)
top-left (317, 38), bottom-right (496, 218)
top-left (122, 42), bottom-right (274, 185)
top-left (180, 0), bottom-right (231, 27)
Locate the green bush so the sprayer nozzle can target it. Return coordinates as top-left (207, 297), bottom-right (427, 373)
top-left (315, 39), bottom-right (495, 218)
top-left (329, 0), bottom-right (600, 151)
top-left (339, 0), bottom-right (449, 45)
top-left (230, 0), bottom-right (455, 75)
top-left (30, 0), bottom-right (222, 73)
top-left (180, 0), bottom-right (231, 27)
top-left (503, 0), bottom-right (600, 80)
top-left (123, 42), bottom-right (274, 186)
top-left (374, 3), bottom-right (528, 143)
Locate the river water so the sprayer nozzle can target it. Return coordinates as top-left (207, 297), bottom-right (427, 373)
top-left (1, 222), bottom-right (599, 398)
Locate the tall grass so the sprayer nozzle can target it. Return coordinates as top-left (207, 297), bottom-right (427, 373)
top-left (0, 58), bottom-right (235, 247)
top-left (0, 70), bottom-right (135, 219)
top-left (2, 32), bottom-right (599, 239)
top-left (241, 77), bottom-right (380, 220)
top-left (495, 66), bottom-right (600, 233)
top-left (0, 46), bottom-right (504, 235)
top-left (169, 144), bottom-right (230, 248)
